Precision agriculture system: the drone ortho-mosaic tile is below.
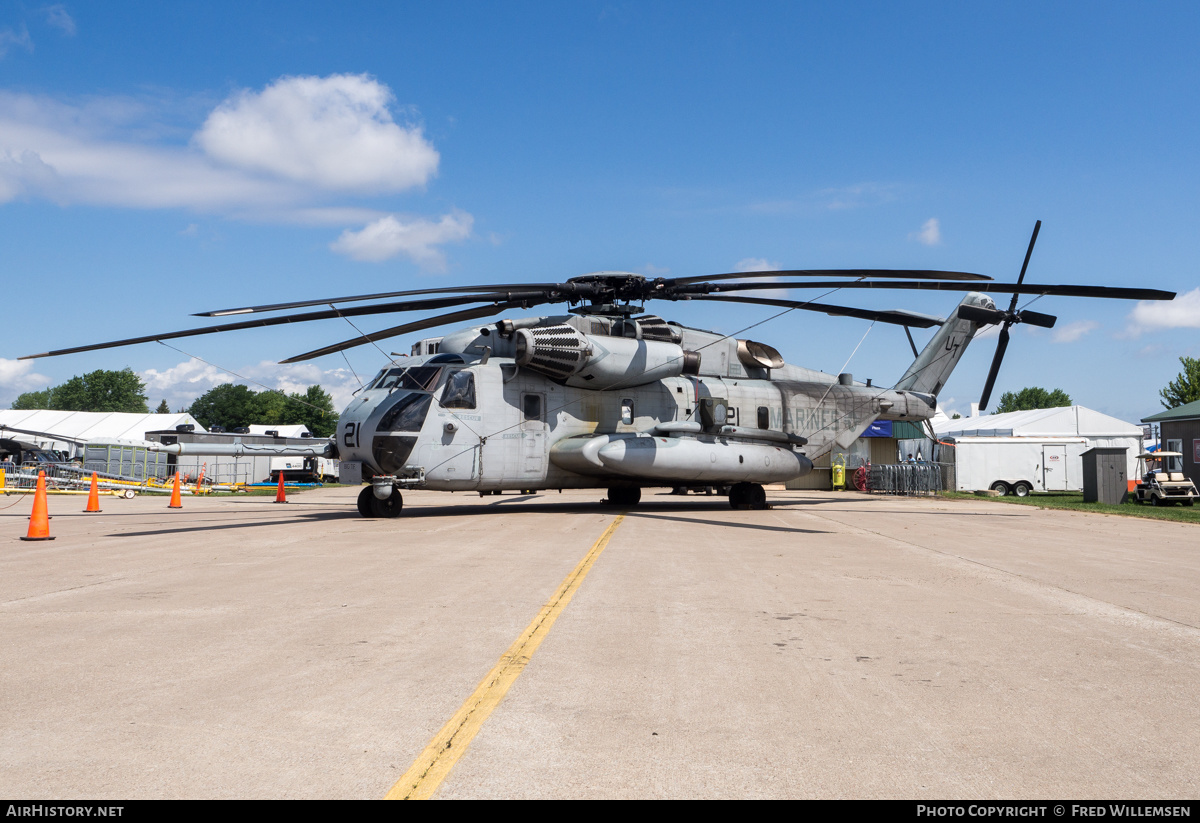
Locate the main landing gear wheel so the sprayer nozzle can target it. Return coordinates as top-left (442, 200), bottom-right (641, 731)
top-left (358, 485), bottom-right (404, 518)
top-left (729, 482), bottom-right (768, 510)
top-left (606, 486), bottom-right (641, 507)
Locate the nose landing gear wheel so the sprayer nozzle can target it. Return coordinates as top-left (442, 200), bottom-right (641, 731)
top-left (358, 485), bottom-right (404, 517)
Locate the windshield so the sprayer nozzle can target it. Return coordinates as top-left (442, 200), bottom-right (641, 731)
top-left (378, 393), bottom-right (433, 433)
top-left (371, 366), bottom-right (443, 392)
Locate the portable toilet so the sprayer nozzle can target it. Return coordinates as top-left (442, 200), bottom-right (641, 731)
top-left (1081, 446), bottom-right (1128, 504)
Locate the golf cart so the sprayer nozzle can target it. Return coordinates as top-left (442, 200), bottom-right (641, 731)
top-left (1133, 452), bottom-right (1197, 506)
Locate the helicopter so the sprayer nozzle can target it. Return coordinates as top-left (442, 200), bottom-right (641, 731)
top-left (21, 222), bottom-right (1175, 516)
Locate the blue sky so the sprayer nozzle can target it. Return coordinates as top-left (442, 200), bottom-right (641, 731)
top-left (2, 1), bottom-right (1198, 424)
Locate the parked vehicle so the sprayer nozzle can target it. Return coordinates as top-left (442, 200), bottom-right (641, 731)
top-left (1132, 452), bottom-right (1197, 506)
top-left (268, 455), bottom-right (339, 484)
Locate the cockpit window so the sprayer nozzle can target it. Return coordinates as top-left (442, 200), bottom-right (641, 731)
top-left (378, 393), bottom-right (433, 433)
top-left (440, 370), bottom-right (476, 409)
top-left (365, 368), bottom-right (388, 389)
top-left (371, 366), bottom-right (443, 392)
top-left (428, 353), bottom-right (468, 365)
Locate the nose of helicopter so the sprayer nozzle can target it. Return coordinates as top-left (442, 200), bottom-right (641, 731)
top-left (364, 390), bottom-right (436, 475)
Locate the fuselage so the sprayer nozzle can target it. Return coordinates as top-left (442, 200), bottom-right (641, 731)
top-left (335, 313), bottom-right (939, 492)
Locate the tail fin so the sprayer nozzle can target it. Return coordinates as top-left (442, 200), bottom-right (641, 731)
top-left (895, 293), bottom-right (993, 397)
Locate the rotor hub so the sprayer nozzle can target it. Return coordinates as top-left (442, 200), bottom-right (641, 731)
top-left (565, 271), bottom-right (650, 316)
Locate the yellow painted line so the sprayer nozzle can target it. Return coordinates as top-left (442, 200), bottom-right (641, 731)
top-left (386, 514), bottom-right (626, 800)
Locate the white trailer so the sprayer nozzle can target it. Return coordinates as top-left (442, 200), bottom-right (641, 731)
top-left (934, 406), bottom-right (1143, 497)
top-left (945, 436), bottom-right (1093, 496)
top-left (945, 435), bottom-right (1141, 496)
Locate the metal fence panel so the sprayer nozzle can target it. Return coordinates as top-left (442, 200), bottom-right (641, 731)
top-left (866, 463), bottom-right (945, 496)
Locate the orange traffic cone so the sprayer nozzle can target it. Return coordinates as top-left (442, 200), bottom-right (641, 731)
top-left (168, 472), bottom-right (183, 509)
top-left (84, 472), bottom-right (102, 513)
top-left (274, 471), bottom-right (287, 503)
top-left (21, 470), bottom-right (55, 541)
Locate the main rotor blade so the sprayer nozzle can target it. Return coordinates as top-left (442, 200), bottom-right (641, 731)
top-left (195, 283), bottom-right (566, 317)
top-left (667, 269), bottom-right (992, 286)
top-left (21, 291), bottom-right (551, 360)
top-left (279, 302), bottom-right (526, 363)
top-left (688, 295), bottom-right (944, 328)
top-left (690, 281), bottom-right (1175, 300)
top-left (979, 326), bottom-right (1011, 411)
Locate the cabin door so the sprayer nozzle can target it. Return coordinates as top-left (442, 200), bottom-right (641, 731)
top-left (519, 391), bottom-right (547, 482)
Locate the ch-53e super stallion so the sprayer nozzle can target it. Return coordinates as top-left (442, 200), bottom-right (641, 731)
top-left (21, 222), bottom-right (1174, 516)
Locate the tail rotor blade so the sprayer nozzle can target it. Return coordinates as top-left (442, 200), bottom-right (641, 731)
top-left (1016, 309), bottom-right (1057, 329)
top-left (979, 326), bottom-right (1011, 411)
top-left (957, 304), bottom-right (1007, 325)
top-left (1009, 220), bottom-right (1042, 313)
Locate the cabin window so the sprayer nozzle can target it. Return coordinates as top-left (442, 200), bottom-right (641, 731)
top-left (440, 370), bottom-right (476, 409)
top-left (621, 399), bottom-right (634, 425)
top-left (757, 406), bottom-right (769, 430)
top-left (522, 393), bottom-right (542, 421)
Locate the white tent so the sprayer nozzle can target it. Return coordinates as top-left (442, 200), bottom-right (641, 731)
top-left (0, 410), bottom-right (204, 455)
top-left (934, 405), bottom-right (1141, 438)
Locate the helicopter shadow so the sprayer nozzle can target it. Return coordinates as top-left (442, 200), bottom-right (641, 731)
top-left (104, 510), bottom-right (354, 538)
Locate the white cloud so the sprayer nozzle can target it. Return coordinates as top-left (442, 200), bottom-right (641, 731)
top-left (0, 94), bottom-right (322, 209)
top-left (195, 74), bottom-right (438, 192)
top-left (909, 217), bottom-right (941, 246)
top-left (742, 182), bottom-right (901, 215)
top-left (140, 359), bottom-right (364, 415)
top-left (1125, 287), bottom-right (1200, 336)
top-left (1051, 320), bottom-right (1098, 343)
top-left (42, 5), bottom-right (76, 36)
top-left (0, 75), bottom-right (444, 214)
top-left (734, 257), bottom-right (781, 272)
top-left (0, 358), bottom-right (51, 408)
top-left (329, 210), bottom-right (473, 267)
top-left (818, 182), bottom-right (899, 211)
top-left (0, 77), bottom-right (468, 265)
top-left (0, 26), bottom-right (33, 58)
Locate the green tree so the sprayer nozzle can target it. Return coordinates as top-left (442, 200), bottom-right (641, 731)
top-left (155, 399), bottom-right (171, 414)
top-left (9, 369), bottom-right (147, 413)
top-left (187, 384), bottom-right (258, 430)
top-left (1159, 356), bottom-right (1200, 409)
top-left (252, 390), bottom-right (288, 423)
top-left (994, 387), bottom-right (1072, 414)
top-left (283, 385), bottom-right (338, 438)
top-left (186, 383), bottom-right (338, 437)
top-left (11, 389), bottom-right (51, 410)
